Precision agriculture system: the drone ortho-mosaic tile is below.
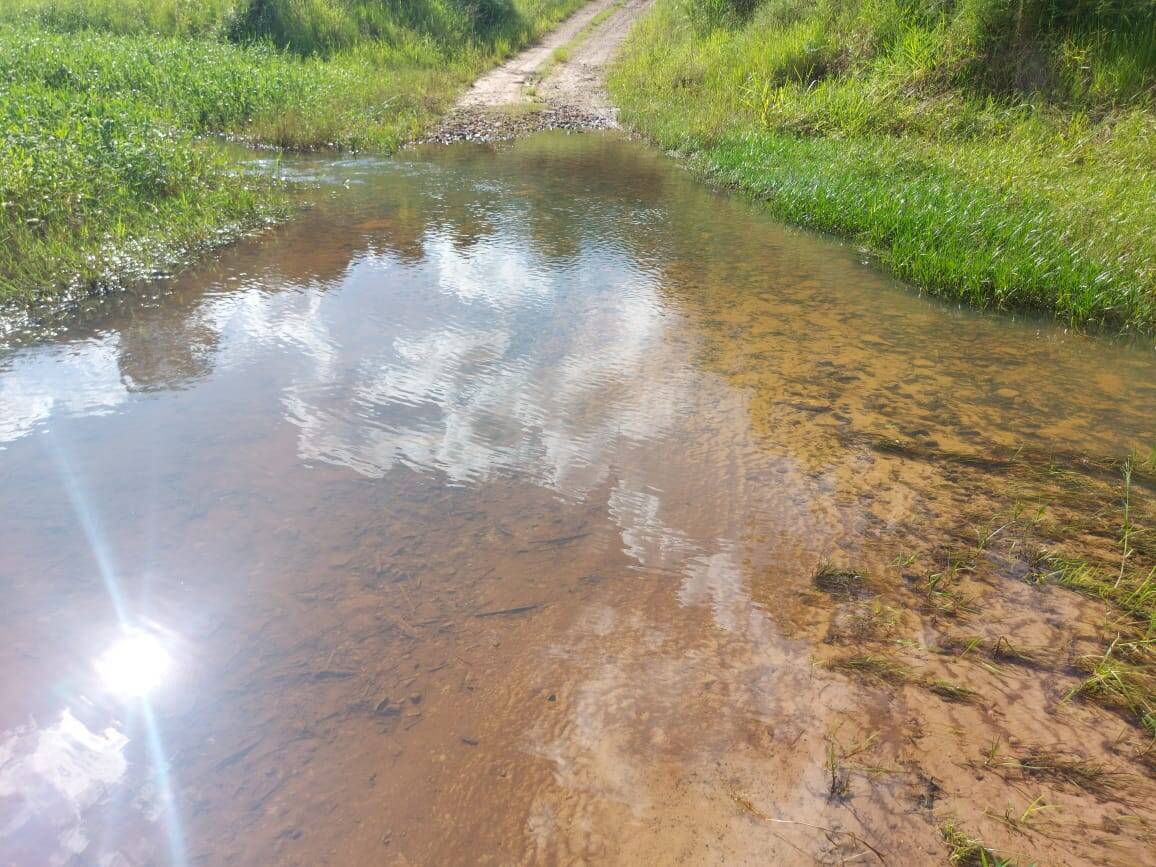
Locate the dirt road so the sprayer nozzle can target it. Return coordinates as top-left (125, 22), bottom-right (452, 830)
top-left (427, 0), bottom-right (652, 142)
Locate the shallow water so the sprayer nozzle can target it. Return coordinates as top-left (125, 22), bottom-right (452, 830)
top-left (1, 133), bottom-right (1154, 865)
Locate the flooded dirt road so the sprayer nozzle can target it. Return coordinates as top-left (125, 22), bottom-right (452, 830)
top-left (2, 134), bottom-right (1155, 865)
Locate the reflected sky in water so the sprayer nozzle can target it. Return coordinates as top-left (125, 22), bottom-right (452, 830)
top-left (0, 710), bottom-right (129, 863)
top-left (1, 133), bottom-right (1154, 864)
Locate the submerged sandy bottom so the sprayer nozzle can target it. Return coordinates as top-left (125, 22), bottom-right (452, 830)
top-left (1, 134), bottom-right (1154, 865)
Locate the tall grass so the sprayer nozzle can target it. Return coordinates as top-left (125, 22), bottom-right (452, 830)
top-left (0, 24), bottom-right (452, 150)
top-left (610, 0), bottom-right (1156, 334)
top-left (0, 0), bottom-right (587, 307)
top-left (226, 0), bottom-right (538, 57)
top-left (0, 0), bottom-right (238, 36)
top-left (0, 0), bottom-right (553, 48)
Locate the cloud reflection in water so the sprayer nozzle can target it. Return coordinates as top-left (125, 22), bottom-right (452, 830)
top-left (0, 710), bottom-right (130, 865)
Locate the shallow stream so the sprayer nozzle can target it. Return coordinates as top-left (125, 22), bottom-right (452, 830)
top-left (1, 133), bottom-right (1154, 865)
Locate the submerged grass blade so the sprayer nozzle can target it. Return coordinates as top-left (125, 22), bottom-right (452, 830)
top-left (827, 653), bottom-right (916, 684)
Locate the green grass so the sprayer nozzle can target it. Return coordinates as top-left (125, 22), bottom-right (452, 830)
top-left (0, 76), bottom-right (283, 304)
top-left (826, 653), bottom-right (916, 683)
top-left (812, 562), bottom-right (868, 598)
top-left (1009, 747), bottom-right (1131, 797)
top-left (1033, 458), bottom-right (1155, 735)
top-left (941, 820), bottom-right (1014, 866)
top-left (927, 679), bottom-right (979, 704)
top-left (0, 0), bottom-right (238, 37)
top-left (609, 0), bottom-right (1156, 335)
top-left (1068, 635), bottom-right (1155, 735)
top-left (0, 0), bottom-right (587, 307)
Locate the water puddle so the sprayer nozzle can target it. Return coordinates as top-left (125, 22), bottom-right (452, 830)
top-left (1, 133), bottom-right (1154, 864)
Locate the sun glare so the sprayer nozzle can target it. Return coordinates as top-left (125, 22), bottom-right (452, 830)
top-left (95, 631), bottom-right (171, 698)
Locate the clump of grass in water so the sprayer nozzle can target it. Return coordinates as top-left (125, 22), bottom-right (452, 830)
top-left (1012, 747), bottom-right (1132, 797)
top-left (941, 820), bottom-right (1013, 866)
top-left (935, 634), bottom-right (1049, 675)
top-left (1042, 555), bottom-right (1156, 627)
top-left (927, 679), bottom-right (979, 704)
top-left (824, 740), bottom-right (852, 802)
top-left (923, 556), bottom-right (978, 618)
top-left (1019, 459), bottom-right (1156, 733)
top-left (1068, 636), bottom-right (1156, 735)
top-left (813, 561), bottom-right (869, 599)
top-left (846, 599), bottom-right (899, 641)
top-left (986, 794), bottom-right (1056, 841)
top-left (989, 636), bottom-right (1046, 668)
top-left (822, 728), bottom-right (886, 803)
top-left (827, 653), bottom-right (915, 683)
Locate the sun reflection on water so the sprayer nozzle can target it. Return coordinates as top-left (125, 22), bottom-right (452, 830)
top-left (94, 631), bottom-right (172, 699)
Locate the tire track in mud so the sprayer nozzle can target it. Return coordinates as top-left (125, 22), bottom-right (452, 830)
top-left (425, 0), bottom-right (653, 143)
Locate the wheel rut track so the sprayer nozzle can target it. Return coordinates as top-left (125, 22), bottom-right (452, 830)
top-left (425, 0), bottom-right (653, 144)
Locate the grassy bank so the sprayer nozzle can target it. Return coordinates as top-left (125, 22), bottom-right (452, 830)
top-left (609, 0), bottom-right (1156, 335)
top-left (0, 0), bottom-right (586, 308)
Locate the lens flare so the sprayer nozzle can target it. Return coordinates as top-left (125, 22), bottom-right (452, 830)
top-left (95, 631), bottom-right (171, 698)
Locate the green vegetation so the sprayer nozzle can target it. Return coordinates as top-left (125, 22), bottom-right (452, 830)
top-left (826, 652), bottom-right (916, 682)
top-left (927, 678), bottom-right (979, 703)
top-left (823, 739), bottom-right (853, 801)
top-left (988, 636), bottom-right (1046, 668)
top-left (1029, 460), bottom-right (1155, 735)
top-left (819, 441), bottom-right (1156, 749)
top-left (812, 562), bottom-right (868, 598)
top-left (0, 0), bottom-right (585, 305)
top-left (982, 459), bottom-right (1155, 733)
top-left (610, 0), bottom-right (1156, 334)
top-left (1007, 747), bottom-right (1130, 797)
top-left (941, 820), bottom-right (1013, 866)
top-left (1068, 633), bottom-right (1155, 734)
top-left (845, 599), bottom-right (900, 641)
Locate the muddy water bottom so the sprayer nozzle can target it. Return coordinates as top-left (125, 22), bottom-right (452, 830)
top-left (1, 133), bottom-right (1155, 865)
